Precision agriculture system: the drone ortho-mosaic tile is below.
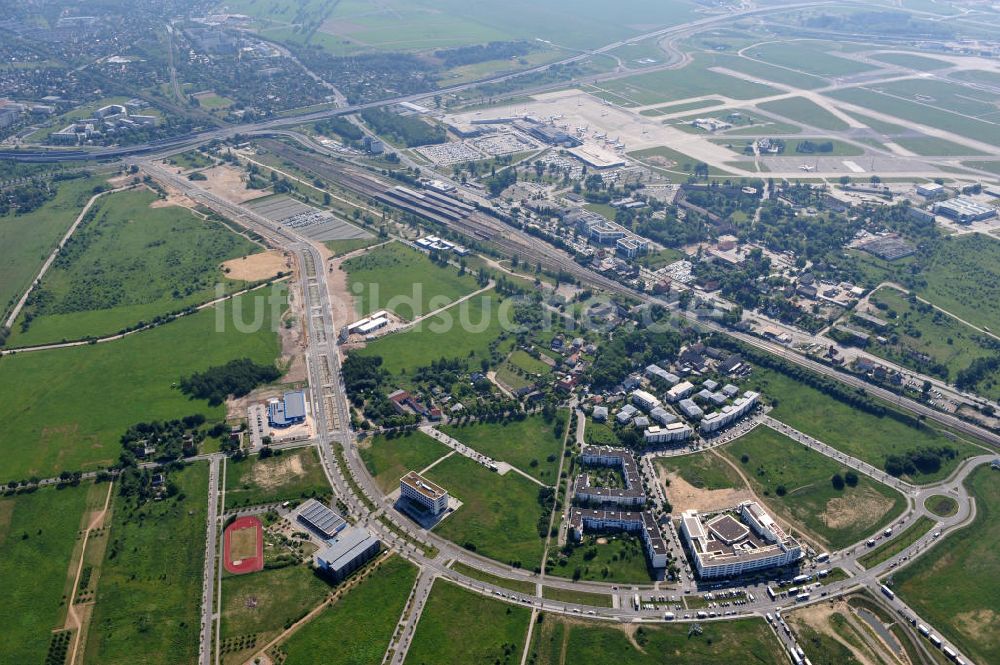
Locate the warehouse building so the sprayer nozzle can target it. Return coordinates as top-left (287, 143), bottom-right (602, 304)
top-left (933, 196), bottom-right (997, 223)
top-left (268, 391), bottom-right (307, 428)
top-left (680, 501), bottom-right (802, 578)
top-left (314, 526), bottom-right (381, 582)
top-left (400, 471), bottom-right (449, 516)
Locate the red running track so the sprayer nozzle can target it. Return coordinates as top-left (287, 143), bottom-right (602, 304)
top-left (223, 515), bottom-right (264, 574)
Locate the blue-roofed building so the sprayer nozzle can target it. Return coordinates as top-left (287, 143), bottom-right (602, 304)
top-left (268, 391), bottom-right (306, 428)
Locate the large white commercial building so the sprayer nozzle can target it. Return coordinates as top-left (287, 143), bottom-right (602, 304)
top-left (400, 471), bottom-right (449, 516)
top-left (679, 501), bottom-right (802, 578)
top-left (699, 391), bottom-right (759, 433)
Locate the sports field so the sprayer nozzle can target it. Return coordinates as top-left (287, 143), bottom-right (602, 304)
top-left (10, 188), bottom-right (260, 346)
top-left (343, 241), bottom-right (479, 320)
top-left (405, 579), bottom-right (531, 665)
top-left (224, 516), bottom-right (264, 574)
top-left (84, 463), bottom-right (209, 665)
top-left (359, 430), bottom-right (451, 493)
top-left (0, 482), bottom-right (93, 664)
top-left (529, 614), bottom-right (784, 665)
top-left (0, 287), bottom-right (283, 482)
top-left (278, 556), bottom-right (418, 665)
top-left (721, 427), bottom-right (907, 550)
top-left (441, 412), bottom-right (567, 484)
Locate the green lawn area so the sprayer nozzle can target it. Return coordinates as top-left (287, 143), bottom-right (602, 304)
top-left (0, 482), bottom-right (93, 664)
top-left (584, 419), bottom-right (619, 446)
top-left (549, 534), bottom-right (654, 583)
top-left (892, 136), bottom-right (985, 156)
top-left (441, 412), bottom-right (567, 484)
top-left (358, 430), bottom-right (451, 493)
top-left (324, 236), bottom-right (380, 257)
top-left (875, 78), bottom-right (999, 119)
top-left (224, 447), bottom-right (331, 508)
top-left (758, 97), bottom-right (850, 131)
top-left (628, 146), bottom-right (732, 177)
top-left (748, 367), bottom-right (978, 484)
top-left (721, 427), bottom-right (907, 550)
top-left (869, 52), bottom-right (952, 71)
top-left (655, 450), bottom-right (746, 491)
top-left (637, 247), bottom-right (685, 269)
top-left (450, 561), bottom-right (536, 594)
top-left (639, 99), bottom-right (725, 117)
top-left (858, 515), bottom-right (934, 569)
top-left (0, 287), bottom-right (283, 482)
top-left (166, 150), bottom-right (215, 170)
top-left (0, 174), bottom-right (107, 324)
top-left (917, 233), bottom-right (1000, 333)
top-left (893, 466), bottom-right (1000, 665)
top-left (11, 188), bottom-right (260, 346)
top-left (712, 53), bottom-right (826, 90)
top-left (425, 454), bottom-right (546, 567)
top-left (925, 494), bottom-right (958, 517)
top-left (342, 241), bottom-right (479, 320)
top-left (597, 57), bottom-right (778, 106)
top-left (220, 563), bottom-right (330, 656)
top-left (405, 579), bottom-right (531, 665)
top-left (540, 586), bottom-right (612, 607)
top-left (84, 463), bottom-right (208, 665)
top-left (862, 287), bottom-right (999, 399)
top-left (529, 614), bottom-right (784, 665)
top-left (353, 289), bottom-right (513, 378)
top-left (748, 42), bottom-right (876, 78)
top-left (278, 555), bottom-right (417, 665)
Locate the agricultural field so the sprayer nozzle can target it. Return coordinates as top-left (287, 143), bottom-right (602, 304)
top-left (0, 174), bottom-right (108, 325)
top-left (219, 564), bottom-right (329, 662)
top-left (0, 482), bottom-right (94, 664)
top-left (354, 289), bottom-right (513, 378)
top-left (860, 287), bottom-right (999, 399)
top-left (405, 579), bottom-right (531, 665)
top-left (0, 287), bottom-right (283, 482)
top-left (893, 466), bottom-right (1000, 665)
top-left (757, 97), bottom-right (849, 131)
top-left (224, 447), bottom-right (331, 508)
top-left (342, 241), bottom-right (479, 320)
top-left (84, 463), bottom-right (209, 665)
top-left (721, 427), bottom-right (907, 550)
top-left (549, 533), bottom-right (653, 583)
top-left (858, 515), bottom-right (935, 569)
top-left (748, 368), bottom-right (978, 484)
top-left (424, 453), bottom-right (547, 567)
top-left (278, 556), bottom-right (417, 665)
top-left (441, 412), bottom-right (567, 484)
top-left (11, 188), bottom-right (261, 346)
top-left (358, 430), bottom-right (451, 493)
top-left (529, 614), bottom-right (784, 665)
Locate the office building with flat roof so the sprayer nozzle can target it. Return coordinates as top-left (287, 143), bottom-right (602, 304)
top-left (268, 391), bottom-right (306, 428)
top-left (297, 499), bottom-right (347, 539)
top-left (314, 526), bottom-right (381, 581)
top-left (679, 501), bottom-right (801, 578)
top-left (400, 471), bottom-right (449, 516)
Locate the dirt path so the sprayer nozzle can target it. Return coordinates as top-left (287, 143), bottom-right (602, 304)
top-left (66, 481), bottom-right (114, 665)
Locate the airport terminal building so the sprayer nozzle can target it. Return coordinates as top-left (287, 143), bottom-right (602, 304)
top-left (680, 501), bottom-right (802, 578)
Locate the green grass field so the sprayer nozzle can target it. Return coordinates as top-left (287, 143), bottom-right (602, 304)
top-left (597, 57), bottom-right (778, 106)
top-left (11, 188), bottom-right (260, 346)
top-left (324, 236), bottom-right (381, 257)
top-left (224, 447), bottom-right (331, 508)
top-left (405, 579), bottom-right (531, 665)
top-left (0, 287), bottom-right (283, 482)
top-left (425, 454), bottom-right (546, 567)
top-left (917, 233), bottom-right (1000, 333)
top-left (893, 466), bottom-right (1000, 665)
top-left (540, 586), bottom-right (612, 607)
top-left (758, 97), bottom-right (850, 131)
top-left (529, 614), bottom-right (784, 665)
top-left (450, 561), bottom-right (536, 594)
top-left (0, 482), bottom-right (93, 664)
top-left (712, 53), bottom-right (826, 90)
top-left (862, 287), bottom-right (999, 398)
top-left (892, 136), bottom-right (985, 156)
top-left (748, 42), bottom-right (876, 79)
top-left (441, 412), bottom-right (566, 484)
top-left (343, 241), bottom-right (479, 320)
top-left (925, 494), bottom-right (958, 517)
top-left (279, 556), bottom-right (418, 665)
top-left (353, 289), bottom-right (513, 378)
top-left (869, 52), bottom-right (952, 71)
top-left (166, 150), bottom-right (215, 170)
top-left (858, 515), bottom-right (934, 569)
top-left (84, 463), bottom-right (208, 665)
top-left (0, 175), bottom-right (107, 324)
top-left (628, 146), bottom-right (733, 177)
top-left (721, 427), bottom-right (907, 550)
top-left (359, 430), bottom-right (451, 493)
top-left (655, 450), bottom-right (745, 491)
top-left (748, 368), bottom-right (976, 484)
top-left (220, 564), bottom-right (329, 653)
top-left (549, 534), bottom-right (653, 583)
